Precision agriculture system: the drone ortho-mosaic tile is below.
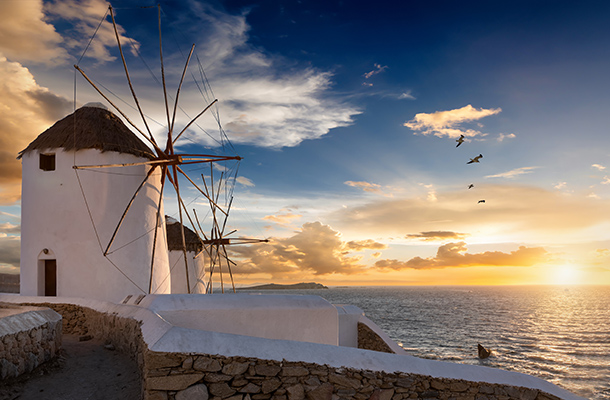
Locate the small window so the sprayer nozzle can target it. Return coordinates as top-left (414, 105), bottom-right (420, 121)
top-left (40, 153), bottom-right (55, 171)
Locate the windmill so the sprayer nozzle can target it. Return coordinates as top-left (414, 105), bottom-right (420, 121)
top-left (70, 4), bottom-right (263, 295)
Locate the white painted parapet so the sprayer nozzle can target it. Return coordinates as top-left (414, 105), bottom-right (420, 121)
top-left (335, 304), bottom-right (363, 347)
top-left (123, 293), bottom-right (339, 345)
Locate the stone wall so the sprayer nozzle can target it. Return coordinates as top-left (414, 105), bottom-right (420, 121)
top-left (143, 352), bottom-right (563, 400)
top-left (21, 302), bottom-right (145, 361)
top-left (357, 322), bottom-right (394, 354)
top-left (11, 302), bottom-right (566, 400)
top-left (0, 305), bottom-right (62, 379)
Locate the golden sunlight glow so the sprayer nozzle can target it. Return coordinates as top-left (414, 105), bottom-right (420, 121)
top-left (551, 264), bottom-right (581, 285)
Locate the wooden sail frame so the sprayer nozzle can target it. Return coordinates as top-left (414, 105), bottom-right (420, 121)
top-left (72, 4), bottom-right (260, 294)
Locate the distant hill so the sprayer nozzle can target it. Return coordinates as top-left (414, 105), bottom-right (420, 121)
top-left (0, 273), bottom-right (19, 293)
top-left (239, 282), bottom-right (328, 291)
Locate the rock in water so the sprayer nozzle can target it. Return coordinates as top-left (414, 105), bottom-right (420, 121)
top-left (478, 343), bottom-right (492, 359)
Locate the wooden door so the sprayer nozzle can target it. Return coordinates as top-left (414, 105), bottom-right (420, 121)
top-left (44, 259), bottom-right (57, 296)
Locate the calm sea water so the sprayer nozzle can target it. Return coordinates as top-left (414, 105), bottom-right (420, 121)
top-left (249, 286), bottom-right (610, 400)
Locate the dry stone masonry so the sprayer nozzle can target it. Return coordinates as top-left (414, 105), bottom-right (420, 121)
top-left (0, 304), bottom-right (62, 379)
top-left (143, 352), bottom-right (563, 400)
top-left (357, 322), bottom-right (395, 354)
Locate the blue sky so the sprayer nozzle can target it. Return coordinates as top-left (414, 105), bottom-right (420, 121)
top-left (1, 0), bottom-right (610, 285)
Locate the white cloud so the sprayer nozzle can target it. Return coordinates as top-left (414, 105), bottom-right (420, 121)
top-left (592, 164), bottom-right (606, 171)
top-left (262, 208), bottom-right (302, 228)
top-left (0, 223), bottom-right (20, 234)
top-left (602, 176), bottom-right (610, 185)
top-left (6, 1), bottom-right (357, 151)
top-left (0, 0), bottom-right (138, 66)
top-left (363, 63), bottom-right (387, 79)
top-left (45, 0), bottom-right (141, 63)
top-left (420, 183), bottom-right (437, 202)
top-left (554, 181), bottom-right (567, 189)
top-left (404, 104), bottom-right (501, 138)
top-left (398, 90), bottom-right (415, 100)
top-left (344, 181), bottom-right (391, 196)
top-left (167, 4), bottom-right (361, 148)
top-left (0, 0), bottom-right (68, 65)
top-left (236, 176), bottom-right (254, 187)
top-left (485, 166), bottom-right (539, 179)
top-left (498, 133), bottom-right (516, 141)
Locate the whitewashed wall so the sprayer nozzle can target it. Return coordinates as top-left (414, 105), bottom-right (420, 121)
top-left (169, 250), bottom-right (206, 294)
top-left (125, 293), bottom-right (340, 345)
top-left (20, 148), bottom-right (171, 302)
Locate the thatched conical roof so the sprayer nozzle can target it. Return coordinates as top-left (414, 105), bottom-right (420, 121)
top-left (165, 216), bottom-right (203, 253)
top-left (18, 105), bottom-right (155, 160)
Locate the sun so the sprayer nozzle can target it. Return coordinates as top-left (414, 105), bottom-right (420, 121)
top-left (551, 264), bottom-right (581, 285)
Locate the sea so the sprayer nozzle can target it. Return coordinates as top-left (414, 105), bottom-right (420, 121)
top-left (248, 285), bottom-right (610, 400)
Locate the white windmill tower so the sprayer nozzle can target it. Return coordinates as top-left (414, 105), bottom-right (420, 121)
top-left (19, 103), bottom-right (172, 302)
top-left (18, 4), bottom-right (267, 301)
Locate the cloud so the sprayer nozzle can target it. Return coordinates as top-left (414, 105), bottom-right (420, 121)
top-left (45, 0), bottom-right (140, 63)
top-left (0, 0), bottom-right (138, 66)
top-left (0, 0), bottom-right (68, 65)
top-left (374, 242), bottom-right (549, 270)
top-left (497, 133), bottom-right (515, 141)
top-left (554, 182), bottom-right (567, 190)
top-left (602, 176), bottom-right (610, 185)
top-left (591, 164), bottom-right (606, 171)
top-left (0, 56), bottom-right (72, 204)
top-left (421, 183), bottom-right (437, 202)
top-left (236, 176), bottom-right (254, 187)
top-left (485, 166), bottom-right (539, 179)
top-left (345, 239), bottom-right (387, 251)
top-left (0, 223), bottom-right (20, 234)
top-left (344, 181), bottom-right (390, 196)
top-left (404, 104), bottom-right (502, 138)
top-left (596, 248), bottom-right (610, 258)
top-left (405, 231), bottom-right (468, 241)
top-left (262, 210), bottom-right (302, 227)
top-left (230, 221), bottom-right (372, 276)
top-left (168, 3), bottom-right (361, 149)
top-left (363, 64), bottom-right (388, 79)
top-left (327, 184), bottom-right (610, 242)
top-left (398, 90), bottom-right (415, 100)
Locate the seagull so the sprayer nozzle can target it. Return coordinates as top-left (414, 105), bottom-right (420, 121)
top-left (468, 184), bottom-right (474, 189)
top-left (456, 134), bottom-right (465, 147)
top-left (467, 154), bottom-right (483, 164)
top-left (478, 200), bottom-right (485, 204)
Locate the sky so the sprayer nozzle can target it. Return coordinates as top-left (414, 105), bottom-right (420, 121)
top-left (1, 0), bottom-right (609, 286)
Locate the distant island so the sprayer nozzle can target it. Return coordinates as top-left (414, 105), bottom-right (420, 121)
top-left (239, 282), bottom-right (328, 290)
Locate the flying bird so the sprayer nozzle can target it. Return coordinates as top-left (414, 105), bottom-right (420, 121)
top-left (467, 154), bottom-right (483, 164)
top-left (468, 184), bottom-right (474, 189)
top-left (456, 134), bottom-right (465, 147)
top-left (478, 200), bottom-right (485, 204)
